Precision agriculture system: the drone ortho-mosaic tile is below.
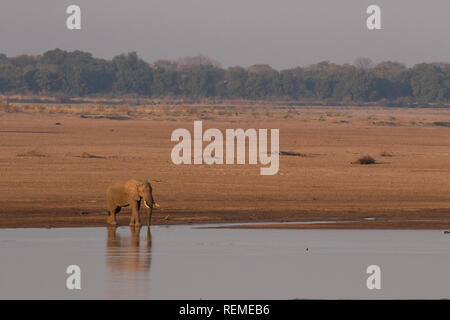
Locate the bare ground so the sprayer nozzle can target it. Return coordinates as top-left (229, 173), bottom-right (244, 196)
top-left (1, 105), bottom-right (450, 229)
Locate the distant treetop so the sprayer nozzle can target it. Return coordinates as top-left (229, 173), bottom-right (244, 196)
top-left (0, 48), bottom-right (448, 105)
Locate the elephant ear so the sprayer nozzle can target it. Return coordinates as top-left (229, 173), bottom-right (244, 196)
top-left (125, 179), bottom-right (142, 201)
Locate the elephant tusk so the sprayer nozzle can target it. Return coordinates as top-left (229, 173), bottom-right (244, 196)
top-left (144, 201), bottom-right (151, 209)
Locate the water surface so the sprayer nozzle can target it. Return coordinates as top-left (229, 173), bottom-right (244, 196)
top-left (1, 225), bottom-right (449, 299)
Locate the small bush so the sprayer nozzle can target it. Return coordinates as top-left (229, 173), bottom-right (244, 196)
top-left (372, 121), bottom-right (397, 126)
top-left (279, 151), bottom-right (307, 157)
top-left (356, 155), bottom-right (376, 165)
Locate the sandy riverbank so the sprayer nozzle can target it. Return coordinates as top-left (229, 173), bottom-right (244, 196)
top-left (1, 105), bottom-right (449, 229)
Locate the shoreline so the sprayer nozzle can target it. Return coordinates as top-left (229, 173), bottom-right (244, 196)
top-left (209, 220), bottom-right (450, 230)
top-left (1, 208), bottom-right (450, 230)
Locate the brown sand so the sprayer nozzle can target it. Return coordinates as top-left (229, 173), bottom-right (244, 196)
top-left (1, 106), bottom-right (450, 229)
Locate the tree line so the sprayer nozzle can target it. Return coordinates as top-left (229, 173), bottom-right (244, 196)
top-left (0, 49), bottom-right (449, 105)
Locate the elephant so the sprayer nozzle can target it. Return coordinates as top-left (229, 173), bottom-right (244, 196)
top-left (106, 179), bottom-right (159, 226)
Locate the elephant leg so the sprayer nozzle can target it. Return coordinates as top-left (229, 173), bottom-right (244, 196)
top-left (136, 202), bottom-right (142, 227)
top-left (107, 206), bottom-right (120, 225)
top-left (129, 207), bottom-right (135, 226)
top-left (130, 201), bottom-right (141, 227)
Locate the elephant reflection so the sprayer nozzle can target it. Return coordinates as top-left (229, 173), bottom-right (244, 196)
top-left (106, 226), bottom-right (152, 298)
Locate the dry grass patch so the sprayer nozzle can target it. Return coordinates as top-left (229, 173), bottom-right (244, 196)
top-left (17, 150), bottom-right (48, 158)
top-left (380, 151), bottom-right (393, 157)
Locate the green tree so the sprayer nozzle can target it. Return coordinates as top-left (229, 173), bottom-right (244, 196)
top-left (409, 64), bottom-right (447, 103)
top-left (225, 67), bottom-right (248, 98)
top-left (112, 52), bottom-right (153, 95)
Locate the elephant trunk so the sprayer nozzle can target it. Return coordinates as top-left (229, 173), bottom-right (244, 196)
top-left (142, 188), bottom-right (158, 226)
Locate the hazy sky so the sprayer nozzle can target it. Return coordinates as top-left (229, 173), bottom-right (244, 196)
top-left (1, 0), bottom-right (449, 69)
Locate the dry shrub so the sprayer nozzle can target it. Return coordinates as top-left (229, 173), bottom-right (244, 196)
top-left (187, 106), bottom-right (201, 116)
top-left (380, 151), bottom-right (393, 157)
top-left (17, 150), bottom-right (48, 158)
top-left (0, 102), bottom-right (17, 113)
top-left (80, 152), bottom-right (106, 159)
top-left (0, 101), bottom-right (8, 112)
top-left (170, 109), bottom-right (182, 117)
top-left (117, 104), bottom-right (131, 114)
top-left (433, 122), bottom-right (450, 128)
top-left (372, 121), bottom-right (397, 126)
top-left (280, 151), bottom-right (307, 157)
top-left (355, 155), bottom-right (376, 165)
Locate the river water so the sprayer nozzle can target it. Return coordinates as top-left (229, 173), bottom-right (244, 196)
top-left (1, 225), bottom-right (449, 299)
